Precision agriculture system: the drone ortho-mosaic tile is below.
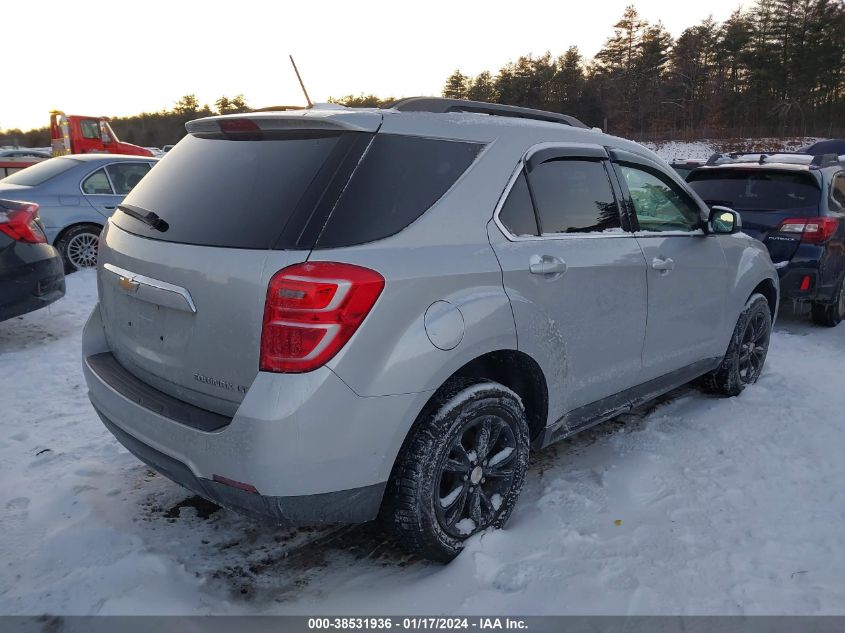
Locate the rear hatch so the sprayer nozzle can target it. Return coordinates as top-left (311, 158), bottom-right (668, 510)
top-left (96, 113), bottom-right (381, 415)
top-left (687, 167), bottom-right (822, 263)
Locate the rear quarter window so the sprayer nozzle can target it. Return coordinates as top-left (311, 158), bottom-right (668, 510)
top-left (315, 135), bottom-right (483, 248)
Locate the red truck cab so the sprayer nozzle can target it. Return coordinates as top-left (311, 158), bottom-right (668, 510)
top-left (50, 111), bottom-right (153, 157)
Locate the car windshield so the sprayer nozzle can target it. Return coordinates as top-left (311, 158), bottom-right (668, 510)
top-left (687, 169), bottom-right (821, 212)
top-left (2, 157), bottom-right (81, 186)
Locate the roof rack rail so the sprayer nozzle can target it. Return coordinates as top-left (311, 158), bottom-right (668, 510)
top-left (383, 97), bottom-right (589, 129)
top-left (706, 151), bottom-right (844, 169)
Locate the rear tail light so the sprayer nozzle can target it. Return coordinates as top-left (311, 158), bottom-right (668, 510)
top-left (777, 217), bottom-right (839, 243)
top-left (0, 202), bottom-right (46, 244)
top-left (260, 262), bottom-right (385, 373)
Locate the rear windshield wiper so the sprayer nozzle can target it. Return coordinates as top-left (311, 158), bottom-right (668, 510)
top-left (117, 204), bottom-right (169, 232)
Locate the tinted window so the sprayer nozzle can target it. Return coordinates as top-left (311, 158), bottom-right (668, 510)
top-left (528, 159), bottom-right (620, 234)
top-left (670, 165), bottom-right (693, 179)
top-left (106, 162), bottom-right (151, 195)
top-left (81, 119), bottom-right (100, 139)
top-left (498, 172), bottom-right (538, 236)
top-left (832, 173), bottom-right (845, 209)
top-left (687, 169), bottom-right (821, 213)
top-left (112, 132), bottom-right (346, 249)
top-left (316, 135), bottom-right (482, 248)
top-left (82, 169), bottom-right (113, 194)
top-left (2, 157), bottom-right (80, 186)
top-left (620, 164), bottom-right (701, 231)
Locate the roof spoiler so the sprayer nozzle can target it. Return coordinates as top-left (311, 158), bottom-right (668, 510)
top-left (185, 110), bottom-right (382, 135)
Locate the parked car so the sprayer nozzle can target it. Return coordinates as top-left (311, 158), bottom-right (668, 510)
top-left (668, 158), bottom-right (705, 179)
top-left (0, 199), bottom-right (65, 321)
top-left (800, 139), bottom-right (845, 156)
top-left (688, 152), bottom-right (845, 326)
top-left (0, 155), bottom-right (157, 272)
top-left (82, 99), bottom-right (779, 562)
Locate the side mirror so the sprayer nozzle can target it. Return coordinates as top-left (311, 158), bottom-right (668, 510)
top-left (708, 206), bottom-right (741, 234)
top-left (101, 134), bottom-right (112, 145)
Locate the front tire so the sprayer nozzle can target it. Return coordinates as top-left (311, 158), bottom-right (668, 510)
top-left (702, 293), bottom-right (772, 397)
top-left (380, 378), bottom-right (530, 562)
top-left (810, 276), bottom-right (845, 327)
top-left (55, 224), bottom-right (101, 273)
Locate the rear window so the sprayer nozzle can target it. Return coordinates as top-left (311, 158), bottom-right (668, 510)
top-left (3, 157), bottom-right (80, 186)
top-left (315, 135), bottom-right (483, 248)
top-left (112, 132), bottom-right (347, 249)
top-left (688, 169), bottom-right (821, 212)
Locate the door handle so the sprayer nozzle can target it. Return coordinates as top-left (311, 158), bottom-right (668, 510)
top-left (651, 256), bottom-right (675, 271)
top-left (104, 205), bottom-right (116, 210)
top-left (529, 255), bottom-right (567, 276)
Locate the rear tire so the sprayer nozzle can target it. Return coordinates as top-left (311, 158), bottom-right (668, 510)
top-left (380, 378), bottom-right (530, 563)
top-left (702, 293), bottom-right (772, 397)
top-left (810, 276), bottom-right (845, 327)
top-left (55, 224), bottom-right (101, 273)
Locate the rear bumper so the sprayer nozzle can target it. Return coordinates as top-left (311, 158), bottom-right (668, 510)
top-left (0, 245), bottom-right (65, 321)
top-left (778, 263), bottom-right (839, 303)
top-left (95, 408), bottom-right (385, 524)
top-left (82, 305), bottom-right (430, 525)
top-left (774, 242), bottom-right (843, 303)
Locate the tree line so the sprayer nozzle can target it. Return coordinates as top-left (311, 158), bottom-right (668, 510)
top-left (3, 0), bottom-right (843, 148)
top-left (442, 0), bottom-right (845, 139)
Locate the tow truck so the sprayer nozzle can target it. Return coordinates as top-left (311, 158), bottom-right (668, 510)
top-left (1, 111), bottom-right (154, 180)
top-left (49, 111), bottom-right (153, 157)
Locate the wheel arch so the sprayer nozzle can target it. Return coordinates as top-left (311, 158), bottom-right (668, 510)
top-left (53, 220), bottom-right (104, 246)
top-left (394, 349), bottom-right (549, 459)
top-left (750, 277), bottom-right (778, 320)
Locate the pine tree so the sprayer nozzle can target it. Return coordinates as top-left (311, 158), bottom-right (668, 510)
top-left (442, 70), bottom-right (469, 100)
top-left (467, 71), bottom-right (496, 102)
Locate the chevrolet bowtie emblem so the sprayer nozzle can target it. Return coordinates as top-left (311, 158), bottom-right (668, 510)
top-left (118, 276), bottom-right (139, 292)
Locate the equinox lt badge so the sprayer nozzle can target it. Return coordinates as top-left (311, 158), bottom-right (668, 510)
top-left (194, 373), bottom-right (248, 394)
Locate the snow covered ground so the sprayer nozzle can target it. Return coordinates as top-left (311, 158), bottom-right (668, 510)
top-left (2, 268), bottom-right (845, 616)
top-left (641, 137), bottom-right (823, 162)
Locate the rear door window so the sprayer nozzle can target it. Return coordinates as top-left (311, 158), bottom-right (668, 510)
top-left (527, 159), bottom-right (620, 234)
top-left (81, 168), bottom-right (114, 195)
top-left (315, 135), bottom-right (483, 248)
top-left (112, 132), bottom-right (350, 249)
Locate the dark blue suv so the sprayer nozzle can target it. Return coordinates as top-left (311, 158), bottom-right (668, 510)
top-left (688, 153), bottom-right (845, 326)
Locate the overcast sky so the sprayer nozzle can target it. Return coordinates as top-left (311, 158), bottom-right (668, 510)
top-left (3, 0), bottom-right (745, 132)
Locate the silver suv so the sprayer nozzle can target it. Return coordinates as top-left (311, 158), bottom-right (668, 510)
top-left (82, 98), bottom-right (779, 561)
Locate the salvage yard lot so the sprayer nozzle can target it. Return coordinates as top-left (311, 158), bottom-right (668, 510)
top-left (1, 271), bottom-right (844, 615)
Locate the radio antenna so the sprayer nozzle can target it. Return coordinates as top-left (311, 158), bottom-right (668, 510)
top-left (289, 55), bottom-right (313, 108)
